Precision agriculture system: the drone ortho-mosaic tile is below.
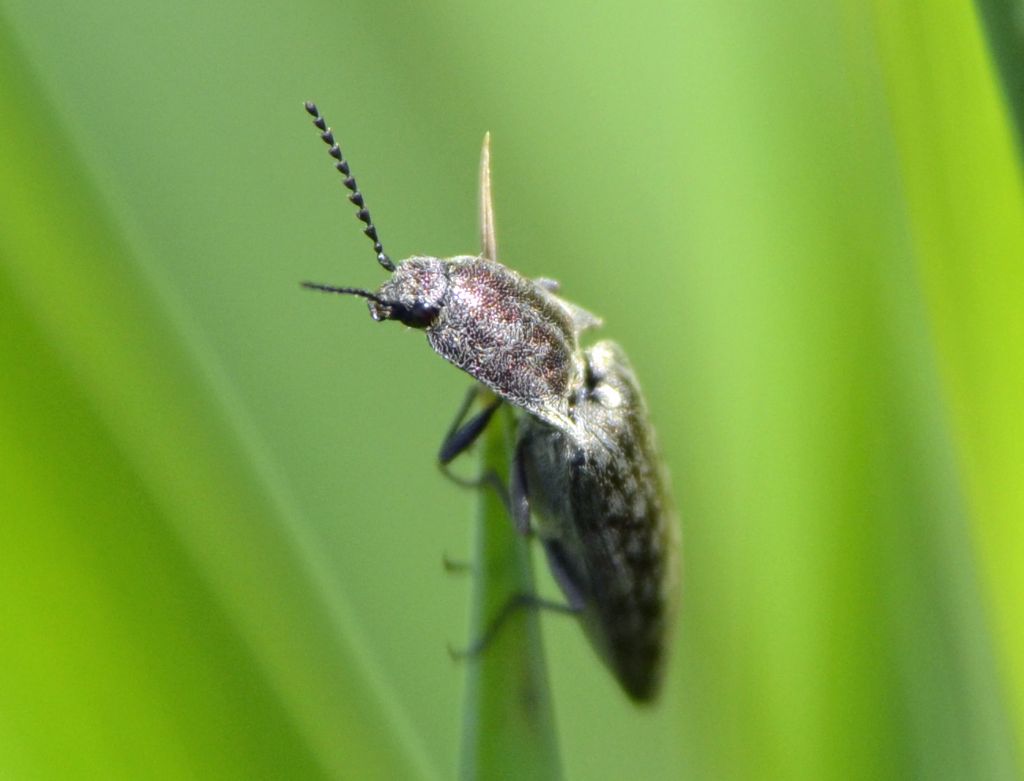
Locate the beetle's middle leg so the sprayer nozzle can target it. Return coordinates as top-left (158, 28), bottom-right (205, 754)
top-left (449, 539), bottom-right (589, 658)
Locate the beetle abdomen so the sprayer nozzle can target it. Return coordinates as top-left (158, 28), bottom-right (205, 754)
top-left (520, 340), bottom-right (678, 701)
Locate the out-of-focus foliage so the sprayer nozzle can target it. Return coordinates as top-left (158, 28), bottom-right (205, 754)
top-left (0, 1), bottom-right (1020, 778)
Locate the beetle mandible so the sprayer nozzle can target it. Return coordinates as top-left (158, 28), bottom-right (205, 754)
top-left (301, 102), bottom-right (679, 701)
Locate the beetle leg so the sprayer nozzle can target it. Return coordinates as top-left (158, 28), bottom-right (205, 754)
top-left (509, 439), bottom-right (532, 535)
top-left (438, 385), bottom-right (510, 510)
top-left (542, 539), bottom-right (589, 611)
top-left (439, 386), bottom-right (502, 465)
top-left (448, 592), bottom-right (581, 660)
top-left (442, 551), bottom-right (472, 574)
top-left (438, 386), bottom-right (481, 460)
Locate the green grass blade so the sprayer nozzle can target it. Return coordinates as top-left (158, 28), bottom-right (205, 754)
top-left (972, 0), bottom-right (1024, 155)
top-left (0, 19), bottom-right (435, 779)
top-left (459, 406), bottom-right (562, 780)
top-left (874, 1), bottom-right (1024, 763)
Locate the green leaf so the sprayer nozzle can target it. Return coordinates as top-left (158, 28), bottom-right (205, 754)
top-left (973, 0), bottom-right (1024, 154)
top-left (0, 19), bottom-right (434, 779)
top-left (459, 405), bottom-right (562, 780)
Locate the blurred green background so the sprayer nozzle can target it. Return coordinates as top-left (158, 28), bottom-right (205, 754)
top-left (1, 1), bottom-right (1022, 778)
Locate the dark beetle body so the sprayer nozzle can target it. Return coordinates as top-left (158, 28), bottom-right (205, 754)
top-left (519, 341), bottom-right (678, 700)
top-left (301, 102), bottom-right (679, 702)
top-left (371, 255), bottom-right (678, 698)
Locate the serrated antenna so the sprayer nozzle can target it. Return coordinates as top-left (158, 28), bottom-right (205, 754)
top-left (304, 101), bottom-right (395, 272)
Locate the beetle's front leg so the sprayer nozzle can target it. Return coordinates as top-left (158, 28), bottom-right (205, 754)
top-left (439, 385), bottom-right (502, 465)
top-left (438, 385), bottom-right (510, 508)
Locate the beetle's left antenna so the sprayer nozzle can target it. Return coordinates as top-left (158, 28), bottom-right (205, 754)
top-left (305, 101), bottom-right (395, 272)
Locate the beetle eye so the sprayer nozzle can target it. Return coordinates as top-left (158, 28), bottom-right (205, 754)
top-left (388, 301), bottom-right (439, 328)
top-left (412, 302), bottom-right (439, 323)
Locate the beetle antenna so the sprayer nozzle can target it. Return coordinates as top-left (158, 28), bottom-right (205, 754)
top-left (300, 281), bottom-right (387, 304)
top-left (304, 101), bottom-right (396, 273)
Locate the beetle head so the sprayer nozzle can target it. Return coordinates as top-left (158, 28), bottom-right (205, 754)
top-left (367, 257), bottom-right (447, 327)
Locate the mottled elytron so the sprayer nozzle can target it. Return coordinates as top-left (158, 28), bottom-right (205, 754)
top-left (301, 102), bottom-right (679, 701)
